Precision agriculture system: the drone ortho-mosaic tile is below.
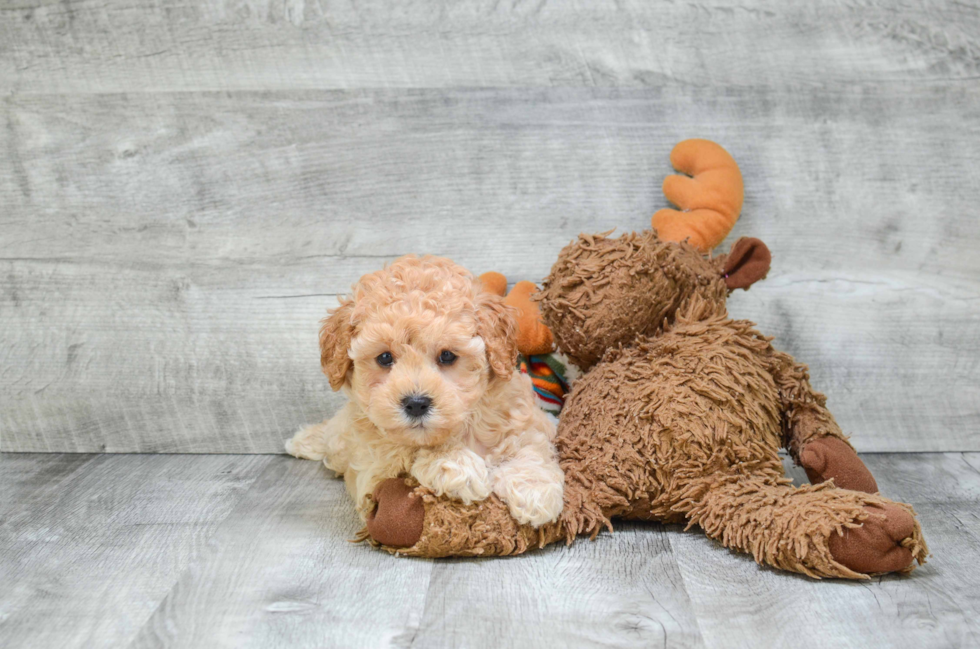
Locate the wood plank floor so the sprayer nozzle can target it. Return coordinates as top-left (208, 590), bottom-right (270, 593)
top-left (2, 452), bottom-right (978, 648)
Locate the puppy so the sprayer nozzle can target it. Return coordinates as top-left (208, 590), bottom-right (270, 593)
top-left (286, 255), bottom-right (564, 527)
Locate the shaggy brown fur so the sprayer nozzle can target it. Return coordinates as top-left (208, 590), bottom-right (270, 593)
top-left (365, 231), bottom-right (928, 579)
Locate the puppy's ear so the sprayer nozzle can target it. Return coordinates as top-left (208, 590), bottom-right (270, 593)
top-left (319, 298), bottom-right (356, 391)
top-left (476, 291), bottom-right (518, 380)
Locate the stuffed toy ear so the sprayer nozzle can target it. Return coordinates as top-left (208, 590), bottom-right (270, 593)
top-left (319, 298), bottom-right (356, 390)
top-left (722, 237), bottom-right (771, 290)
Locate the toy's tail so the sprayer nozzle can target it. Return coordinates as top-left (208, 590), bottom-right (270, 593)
top-left (652, 139), bottom-right (744, 253)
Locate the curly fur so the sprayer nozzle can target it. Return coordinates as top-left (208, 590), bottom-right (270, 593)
top-left (287, 255), bottom-right (564, 527)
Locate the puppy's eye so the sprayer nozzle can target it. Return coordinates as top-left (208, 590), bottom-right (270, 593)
top-left (437, 350), bottom-right (457, 365)
top-left (376, 352), bottom-right (394, 368)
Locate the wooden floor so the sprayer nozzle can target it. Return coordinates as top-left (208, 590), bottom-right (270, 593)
top-left (1, 451), bottom-right (978, 648)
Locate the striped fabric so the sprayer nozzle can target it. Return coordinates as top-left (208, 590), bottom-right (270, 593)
top-left (518, 352), bottom-right (573, 415)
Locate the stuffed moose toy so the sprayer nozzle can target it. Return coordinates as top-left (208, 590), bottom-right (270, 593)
top-left (358, 140), bottom-right (928, 579)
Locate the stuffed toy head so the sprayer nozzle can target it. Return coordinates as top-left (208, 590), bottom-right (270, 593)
top-left (537, 138), bottom-right (768, 370)
top-left (538, 232), bottom-right (771, 371)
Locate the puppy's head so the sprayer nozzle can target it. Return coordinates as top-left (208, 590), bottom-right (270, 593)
top-left (319, 255), bottom-right (517, 447)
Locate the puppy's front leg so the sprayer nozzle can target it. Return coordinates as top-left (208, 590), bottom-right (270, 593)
top-left (285, 404), bottom-right (353, 474)
top-left (492, 445), bottom-right (565, 527)
top-left (411, 445), bottom-right (492, 505)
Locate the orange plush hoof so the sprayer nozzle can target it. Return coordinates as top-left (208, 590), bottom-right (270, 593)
top-left (505, 281), bottom-right (554, 356)
top-left (652, 139), bottom-right (744, 252)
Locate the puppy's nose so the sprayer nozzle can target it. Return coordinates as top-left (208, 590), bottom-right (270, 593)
top-left (401, 395), bottom-right (432, 419)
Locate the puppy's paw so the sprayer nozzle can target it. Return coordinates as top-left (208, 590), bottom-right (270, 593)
top-left (285, 425), bottom-right (327, 461)
top-left (411, 448), bottom-right (492, 505)
top-left (493, 465), bottom-right (564, 527)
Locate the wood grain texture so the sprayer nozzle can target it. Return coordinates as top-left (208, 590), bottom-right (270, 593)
top-left (668, 453), bottom-right (980, 649)
top-left (129, 456), bottom-right (435, 649)
top-left (0, 453), bottom-right (271, 649)
top-left (3, 452), bottom-right (977, 648)
top-left (106, 454), bottom-right (706, 648)
top-left (3, 87), bottom-right (978, 452)
top-left (413, 524), bottom-right (704, 648)
top-left (2, 0), bottom-right (980, 93)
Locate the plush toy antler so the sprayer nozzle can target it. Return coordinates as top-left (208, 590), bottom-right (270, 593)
top-left (652, 139), bottom-right (744, 252)
top-left (480, 139), bottom-right (744, 354)
top-left (478, 272), bottom-right (554, 356)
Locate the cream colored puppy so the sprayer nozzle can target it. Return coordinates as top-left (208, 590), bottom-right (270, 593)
top-left (286, 255), bottom-right (563, 527)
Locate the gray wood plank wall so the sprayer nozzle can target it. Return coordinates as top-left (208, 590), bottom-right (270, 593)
top-left (2, 0), bottom-right (979, 453)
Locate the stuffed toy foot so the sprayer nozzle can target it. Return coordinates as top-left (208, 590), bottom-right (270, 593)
top-left (828, 502), bottom-right (922, 574)
top-left (800, 436), bottom-right (879, 494)
top-left (365, 477), bottom-right (425, 549)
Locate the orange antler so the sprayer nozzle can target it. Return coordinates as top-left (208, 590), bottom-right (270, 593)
top-left (478, 272), bottom-right (554, 356)
top-left (504, 281), bottom-right (554, 356)
top-left (478, 271), bottom-right (508, 297)
top-left (652, 139), bottom-right (744, 252)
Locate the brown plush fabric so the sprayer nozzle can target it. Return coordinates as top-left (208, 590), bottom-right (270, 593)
top-left (828, 503), bottom-right (925, 575)
top-left (800, 436), bottom-right (879, 494)
top-left (722, 237), bottom-right (771, 290)
top-left (535, 231), bottom-right (726, 371)
top-left (367, 230), bottom-right (929, 580)
top-left (364, 478), bottom-right (425, 548)
top-left (688, 479), bottom-right (926, 578)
